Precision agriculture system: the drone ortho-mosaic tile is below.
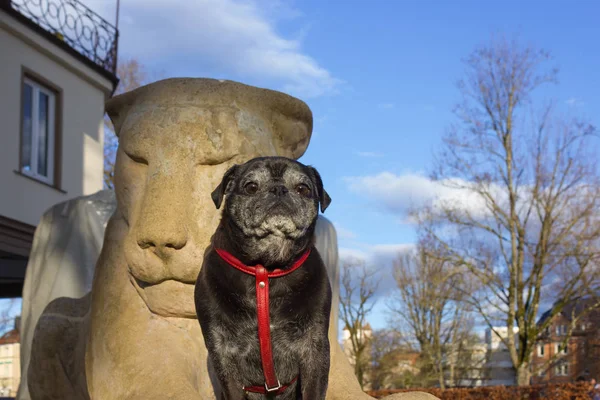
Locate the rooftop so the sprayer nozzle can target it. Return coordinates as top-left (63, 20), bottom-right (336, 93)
top-left (538, 297), bottom-right (600, 326)
top-left (0, 329), bottom-right (19, 345)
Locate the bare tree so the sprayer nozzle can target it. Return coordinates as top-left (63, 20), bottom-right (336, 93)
top-left (388, 238), bottom-right (473, 389)
top-left (104, 58), bottom-right (152, 188)
top-left (369, 328), bottom-right (404, 390)
top-left (339, 257), bottom-right (380, 389)
top-left (0, 299), bottom-right (17, 334)
top-left (417, 37), bottom-right (600, 386)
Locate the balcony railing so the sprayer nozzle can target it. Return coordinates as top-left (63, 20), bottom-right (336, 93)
top-left (5, 0), bottom-right (118, 75)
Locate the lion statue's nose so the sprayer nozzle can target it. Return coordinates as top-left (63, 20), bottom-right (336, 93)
top-left (137, 231), bottom-right (188, 258)
top-left (132, 165), bottom-right (191, 260)
top-left (134, 190), bottom-right (189, 259)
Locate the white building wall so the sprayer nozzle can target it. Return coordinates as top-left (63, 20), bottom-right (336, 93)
top-left (0, 342), bottom-right (20, 397)
top-left (0, 9), bottom-right (113, 226)
top-left (484, 326), bottom-right (519, 386)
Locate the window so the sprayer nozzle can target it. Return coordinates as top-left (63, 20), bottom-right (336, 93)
top-left (537, 344), bottom-right (545, 357)
top-left (555, 325), bottom-right (568, 336)
top-left (555, 343), bottom-right (568, 355)
top-left (555, 362), bottom-right (569, 376)
top-left (21, 76), bottom-right (57, 185)
top-left (582, 323), bottom-right (591, 331)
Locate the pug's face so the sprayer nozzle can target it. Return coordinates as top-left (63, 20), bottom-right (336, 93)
top-left (212, 157), bottom-right (331, 264)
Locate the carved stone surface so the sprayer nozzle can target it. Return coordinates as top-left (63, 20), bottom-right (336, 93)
top-left (17, 190), bottom-right (116, 400)
top-left (26, 78), bottom-right (437, 400)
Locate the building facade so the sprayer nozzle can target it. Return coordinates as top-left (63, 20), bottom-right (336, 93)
top-left (531, 301), bottom-right (600, 384)
top-left (0, 318), bottom-right (20, 397)
top-left (484, 326), bottom-right (519, 386)
top-left (446, 342), bottom-right (487, 388)
top-left (341, 322), bottom-right (373, 361)
top-left (341, 323), bottom-right (373, 389)
top-left (0, 0), bottom-right (118, 297)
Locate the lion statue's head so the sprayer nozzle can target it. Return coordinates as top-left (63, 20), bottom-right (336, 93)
top-left (104, 78), bottom-right (313, 318)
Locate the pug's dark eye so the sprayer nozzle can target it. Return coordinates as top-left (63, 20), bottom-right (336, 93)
top-left (295, 184), bottom-right (311, 197)
top-left (245, 182), bottom-right (259, 195)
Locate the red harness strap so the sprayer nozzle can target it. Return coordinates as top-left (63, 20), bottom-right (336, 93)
top-left (242, 376), bottom-right (299, 395)
top-left (215, 248), bottom-right (311, 395)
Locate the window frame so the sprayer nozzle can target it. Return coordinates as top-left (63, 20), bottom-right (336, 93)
top-left (18, 68), bottom-right (63, 190)
top-left (555, 324), bottom-right (568, 336)
top-left (555, 342), bottom-right (568, 355)
top-left (537, 344), bottom-right (545, 357)
top-left (555, 362), bottom-right (569, 376)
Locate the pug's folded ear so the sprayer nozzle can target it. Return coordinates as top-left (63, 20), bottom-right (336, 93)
top-left (211, 165), bottom-right (239, 209)
top-left (307, 166), bottom-right (331, 213)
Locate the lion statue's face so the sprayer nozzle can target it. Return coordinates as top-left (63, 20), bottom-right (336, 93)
top-left (114, 107), bottom-right (243, 317)
top-left (106, 79), bottom-right (312, 319)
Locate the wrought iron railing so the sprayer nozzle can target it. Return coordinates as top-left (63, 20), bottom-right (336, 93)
top-left (6, 0), bottom-right (118, 75)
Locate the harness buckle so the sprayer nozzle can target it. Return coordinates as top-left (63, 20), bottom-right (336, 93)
top-left (264, 379), bottom-right (282, 393)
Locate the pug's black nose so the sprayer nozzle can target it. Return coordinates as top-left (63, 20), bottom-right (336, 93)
top-left (270, 185), bottom-right (288, 197)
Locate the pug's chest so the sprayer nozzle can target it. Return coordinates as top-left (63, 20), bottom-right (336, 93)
top-left (226, 295), bottom-right (308, 340)
top-left (216, 292), bottom-right (313, 363)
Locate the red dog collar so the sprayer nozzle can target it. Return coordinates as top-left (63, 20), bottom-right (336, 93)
top-left (214, 248), bottom-right (311, 395)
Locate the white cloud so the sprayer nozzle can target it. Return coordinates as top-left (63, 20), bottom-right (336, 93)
top-left (371, 243), bottom-right (414, 256)
top-left (345, 171), bottom-right (504, 219)
top-left (339, 242), bottom-right (415, 297)
top-left (86, 0), bottom-right (340, 98)
top-left (346, 171), bottom-right (592, 229)
top-left (565, 97), bottom-right (585, 107)
top-left (339, 242), bottom-right (414, 265)
top-left (335, 227), bottom-right (357, 240)
top-left (339, 247), bottom-right (369, 261)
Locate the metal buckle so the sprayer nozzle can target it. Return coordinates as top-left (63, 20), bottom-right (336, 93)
top-left (264, 380), bottom-right (282, 393)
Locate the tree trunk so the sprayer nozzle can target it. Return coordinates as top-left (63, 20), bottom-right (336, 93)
top-left (437, 367), bottom-right (446, 390)
top-left (448, 354), bottom-right (455, 388)
top-left (355, 351), bottom-right (364, 389)
top-left (516, 363), bottom-right (531, 386)
top-left (436, 349), bottom-right (446, 389)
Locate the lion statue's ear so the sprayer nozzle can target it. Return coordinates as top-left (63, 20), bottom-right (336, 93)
top-left (105, 89), bottom-right (139, 137)
top-left (211, 165), bottom-right (239, 209)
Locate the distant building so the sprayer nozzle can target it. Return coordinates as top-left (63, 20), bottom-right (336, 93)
top-left (446, 341), bottom-right (487, 387)
top-left (391, 350), bottom-right (420, 375)
top-left (341, 322), bottom-right (373, 364)
top-left (0, 317), bottom-right (20, 397)
top-left (484, 326), bottom-right (519, 386)
top-left (372, 349), bottom-right (420, 390)
top-left (531, 299), bottom-right (600, 384)
top-left (341, 323), bottom-right (373, 389)
top-left (0, 0), bottom-right (118, 297)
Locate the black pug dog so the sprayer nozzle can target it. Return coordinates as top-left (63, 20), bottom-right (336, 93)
top-left (195, 156), bottom-right (332, 400)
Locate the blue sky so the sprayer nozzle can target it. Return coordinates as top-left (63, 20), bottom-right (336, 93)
top-left (13, 0), bottom-right (596, 332)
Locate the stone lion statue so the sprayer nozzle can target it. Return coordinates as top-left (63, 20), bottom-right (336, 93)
top-left (27, 78), bottom-right (436, 400)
